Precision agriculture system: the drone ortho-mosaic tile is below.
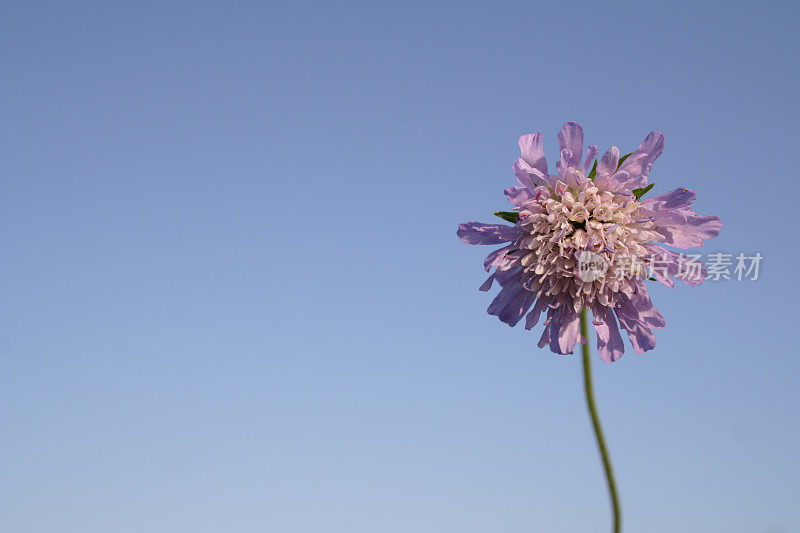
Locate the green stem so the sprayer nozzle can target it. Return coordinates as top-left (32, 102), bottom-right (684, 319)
top-left (580, 309), bottom-right (621, 533)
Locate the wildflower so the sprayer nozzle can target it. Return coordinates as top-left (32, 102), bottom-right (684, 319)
top-left (457, 122), bottom-right (722, 362)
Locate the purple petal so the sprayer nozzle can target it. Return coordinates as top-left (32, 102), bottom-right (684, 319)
top-left (547, 307), bottom-right (580, 355)
top-left (488, 282), bottom-right (536, 327)
top-left (639, 187), bottom-right (697, 210)
top-left (484, 245), bottom-right (515, 271)
top-left (596, 168), bottom-right (631, 192)
top-left (614, 283), bottom-right (664, 354)
top-left (537, 324), bottom-right (550, 348)
top-left (591, 304), bottom-right (625, 363)
top-left (636, 188), bottom-right (719, 248)
top-left (478, 273), bottom-right (496, 292)
top-left (583, 144), bottom-right (598, 171)
top-left (513, 159), bottom-right (536, 190)
top-left (494, 265), bottom-right (524, 287)
top-left (557, 121), bottom-right (584, 169)
top-left (618, 131), bottom-right (666, 184)
top-left (629, 283), bottom-right (666, 329)
top-left (525, 297), bottom-right (550, 330)
top-left (556, 148), bottom-right (573, 179)
top-left (657, 214), bottom-right (723, 249)
top-left (597, 146), bottom-right (620, 178)
top-left (457, 222), bottom-right (520, 245)
top-left (615, 315), bottom-right (656, 354)
top-left (647, 245), bottom-right (707, 287)
top-left (513, 159), bottom-right (551, 190)
top-left (518, 132), bottom-right (548, 176)
top-left (505, 186), bottom-right (534, 206)
top-left (688, 215), bottom-right (723, 240)
top-left (557, 311), bottom-right (581, 354)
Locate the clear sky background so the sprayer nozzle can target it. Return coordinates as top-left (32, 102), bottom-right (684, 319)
top-left (2, 1), bottom-right (798, 532)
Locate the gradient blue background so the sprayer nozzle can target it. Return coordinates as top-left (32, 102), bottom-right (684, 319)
top-left (2, 1), bottom-right (798, 532)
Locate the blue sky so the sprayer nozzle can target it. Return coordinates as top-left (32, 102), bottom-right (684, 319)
top-left (1, 1), bottom-right (798, 532)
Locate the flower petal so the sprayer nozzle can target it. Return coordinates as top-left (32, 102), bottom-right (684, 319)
top-left (494, 265), bottom-right (524, 287)
top-left (647, 245), bottom-right (707, 287)
top-left (558, 310), bottom-right (581, 354)
top-left (478, 273), bottom-right (496, 292)
top-left (537, 324), bottom-right (550, 348)
top-left (557, 121), bottom-right (584, 170)
top-left (617, 131), bottom-right (666, 187)
top-left (514, 159), bottom-right (551, 189)
top-left (629, 283), bottom-right (666, 329)
top-left (488, 281), bottom-right (536, 327)
top-left (525, 297), bottom-right (550, 330)
top-left (518, 132), bottom-right (548, 176)
top-left (597, 146), bottom-right (620, 179)
top-left (591, 304), bottom-right (625, 363)
top-left (637, 187), bottom-right (722, 248)
top-left (583, 144), bottom-right (598, 171)
top-left (657, 213), bottom-right (723, 248)
top-left (598, 170), bottom-right (630, 191)
top-left (614, 283), bottom-right (664, 354)
top-left (555, 148), bottom-right (574, 180)
top-left (639, 187), bottom-right (697, 210)
top-left (457, 222), bottom-right (520, 245)
top-left (484, 245), bottom-right (515, 271)
top-left (556, 152), bottom-right (588, 188)
top-left (615, 316), bottom-right (656, 354)
top-left (505, 186), bottom-right (534, 207)
top-left (547, 307), bottom-right (580, 354)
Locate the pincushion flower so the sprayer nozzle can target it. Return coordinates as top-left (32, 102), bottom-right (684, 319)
top-left (457, 121), bottom-right (722, 362)
top-left (456, 122), bottom-right (722, 533)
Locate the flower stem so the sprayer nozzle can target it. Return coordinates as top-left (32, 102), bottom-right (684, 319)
top-left (580, 309), bottom-right (621, 533)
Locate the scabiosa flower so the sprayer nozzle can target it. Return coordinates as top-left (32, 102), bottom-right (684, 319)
top-left (457, 122), bottom-right (722, 362)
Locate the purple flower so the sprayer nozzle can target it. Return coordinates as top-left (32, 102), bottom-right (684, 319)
top-left (457, 122), bottom-right (722, 362)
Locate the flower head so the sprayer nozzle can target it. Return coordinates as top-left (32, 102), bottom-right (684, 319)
top-left (457, 122), bottom-right (722, 362)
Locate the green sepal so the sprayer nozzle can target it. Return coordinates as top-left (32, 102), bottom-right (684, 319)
top-left (494, 211), bottom-right (519, 224)
top-left (586, 159), bottom-right (597, 181)
top-left (616, 152), bottom-right (632, 169)
top-left (632, 183), bottom-right (655, 200)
